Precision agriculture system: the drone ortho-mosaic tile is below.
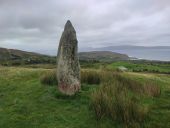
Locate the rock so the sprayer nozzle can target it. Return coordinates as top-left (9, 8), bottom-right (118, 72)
top-left (57, 20), bottom-right (81, 95)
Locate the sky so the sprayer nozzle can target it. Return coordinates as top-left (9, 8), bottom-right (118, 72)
top-left (0, 0), bottom-right (170, 55)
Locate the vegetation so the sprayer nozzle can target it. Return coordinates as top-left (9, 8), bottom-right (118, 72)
top-left (108, 61), bottom-right (170, 74)
top-left (41, 69), bottom-right (161, 98)
top-left (40, 70), bottom-right (57, 85)
top-left (40, 69), bottom-right (101, 85)
top-left (0, 47), bottom-right (129, 66)
top-left (79, 51), bottom-right (129, 62)
top-left (0, 47), bottom-right (56, 66)
top-left (90, 83), bottom-right (147, 128)
top-left (90, 72), bottom-right (162, 127)
top-left (81, 70), bottom-right (101, 85)
top-left (0, 64), bottom-right (170, 128)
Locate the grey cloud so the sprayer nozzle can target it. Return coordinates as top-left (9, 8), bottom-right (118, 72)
top-left (0, 0), bottom-right (170, 55)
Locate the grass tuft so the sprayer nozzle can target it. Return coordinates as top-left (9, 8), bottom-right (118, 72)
top-left (143, 81), bottom-right (161, 97)
top-left (90, 81), bottom-right (148, 127)
top-left (40, 70), bottom-right (57, 85)
top-left (40, 70), bottom-right (102, 85)
top-left (81, 70), bottom-right (101, 84)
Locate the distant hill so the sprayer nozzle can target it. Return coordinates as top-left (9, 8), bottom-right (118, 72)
top-left (0, 47), bottom-right (130, 65)
top-left (0, 47), bottom-right (54, 65)
top-left (92, 45), bottom-right (170, 61)
top-left (79, 51), bottom-right (129, 62)
top-left (0, 47), bottom-right (49, 60)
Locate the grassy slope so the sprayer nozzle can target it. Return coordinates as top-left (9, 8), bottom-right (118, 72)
top-left (0, 67), bottom-right (113, 128)
top-left (0, 67), bottom-right (170, 128)
top-left (126, 72), bottom-right (170, 127)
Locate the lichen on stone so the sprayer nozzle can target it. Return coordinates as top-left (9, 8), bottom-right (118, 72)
top-left (57, 20), bottom-right (81, 95)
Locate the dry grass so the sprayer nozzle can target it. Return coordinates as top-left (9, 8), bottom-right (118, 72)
top-left (111, 73), bottom-right (161, 97)
top-left (81, 70), bottom-right (101, 84)
top-left (40, 69), bottom-right (161, 127)
top-left (90, 81), bottom-right (148, 128)
top-left (89, 71), bottom-right (161, 127)
top-left (143, 81), bottom-right (161, 97)
top-left (40, 69), bottom-right (102, 85)
top-left (40, 70), bottom-right (57, 85)
top-left (40, 69), bottom-right (161, 98)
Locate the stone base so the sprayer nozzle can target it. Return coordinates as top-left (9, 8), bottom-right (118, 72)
top-left (58, 83), bottom-right (81, 96)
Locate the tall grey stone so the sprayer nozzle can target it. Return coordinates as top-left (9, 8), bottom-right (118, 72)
top-left (57, 20), bottom-right (81, 95)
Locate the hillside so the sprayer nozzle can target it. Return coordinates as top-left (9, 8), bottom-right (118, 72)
top-left (0, 47), bottom-right (55, 65)
top-left (0, 48), bottom-right (130, 65)
top-left (79, 51), bottom-right (129, 61)
top-left (93, 45), bottom-right (170, 61)
top-left (0, 47), bottom-right (49, 60)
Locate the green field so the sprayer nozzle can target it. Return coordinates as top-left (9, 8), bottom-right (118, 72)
top-left (0, 66), bottom-right (170, 128)
top-left (107, 61), bottom-right (170, 73)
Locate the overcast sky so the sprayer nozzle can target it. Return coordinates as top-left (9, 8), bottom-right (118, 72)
top-left (0, 0), bottom-right (170, 55)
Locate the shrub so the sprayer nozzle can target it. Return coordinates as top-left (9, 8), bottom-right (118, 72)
top-left (40, 70), bottom-right (57, 85)
top-left (90, 81), bottom-right (148, 128)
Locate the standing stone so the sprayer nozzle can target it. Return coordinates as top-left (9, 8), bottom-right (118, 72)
top-left (57, 20), bottom-right (81, 95)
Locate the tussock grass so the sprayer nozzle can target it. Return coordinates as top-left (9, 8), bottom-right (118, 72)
top-left (89, 71), bottom-right (161, 127)
top-left (40, 70), bottom-right (57, 85)
top-left (40, 69), bottom-right (102, 85)
top-left (111, 73), bottom-right (161, 97)
top-left (40, 69), bottom-right (161, 127)
top-left (40, 69), bottom-right (161, 97)
top-left (0, 67), bottom-right (169, 128)
top-left (143, 81), bottom-right (161, 97)
top-left (90, 81), bottom-right (148, 128)
top-left (81, 70), bottom-right (101, 84)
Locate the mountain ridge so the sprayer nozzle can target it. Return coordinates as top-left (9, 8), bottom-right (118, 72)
top-left (0, 47), bottom-right (130, 64)
top-left (79, 51), bottom-right (129, 61)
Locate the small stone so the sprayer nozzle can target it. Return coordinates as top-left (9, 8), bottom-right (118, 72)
top-left (57, 20), bottom-right (81, 95)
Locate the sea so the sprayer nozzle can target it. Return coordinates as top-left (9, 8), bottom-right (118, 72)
top-left (112, 48), bottom-right (170, 61)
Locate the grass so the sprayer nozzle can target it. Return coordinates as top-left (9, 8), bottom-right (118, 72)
top-left (81, 70), bottom-right (101, 85)
top-left (40, 69), bottom-right (102, 85)
top-left (0, 67), bottom-right (114, 128)
top-left (89, 72), bottom-right (160, 127)
top-left (125, 72), bottom-right (170, 127)
top-left (107, 61), bottom-right (170, 74)
top-left (40, 70), bottom-right (57, 85)
top-left (0, 66), bottom-right (170, 128)
top-left (90, 82), bottom-right (147, 128)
